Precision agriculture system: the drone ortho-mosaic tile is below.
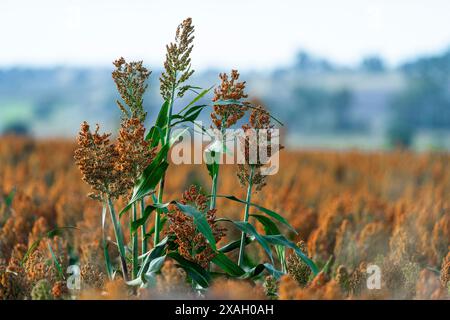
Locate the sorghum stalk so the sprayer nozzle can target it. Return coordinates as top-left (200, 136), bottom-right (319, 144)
top-left (101, 200), bottom-right (113, 280)
top-left (209, 126), bottom-right (225, 210)
top-left (107, 197), bottom-right (129, 281)
top-left (155, 78), bottom-right (176, 245)
top-left (209, 168), bottom-right (219, 210)
top-left (140, 198), bottom-right (147, 253)
top-left (131, 203), bottom-right (138, 279)
top-left (155, 17), bottom-right (195, 245)
top-left (238, 165), bottom-right (255, 267)
top-left (210, 70), bottom-right (248, 209)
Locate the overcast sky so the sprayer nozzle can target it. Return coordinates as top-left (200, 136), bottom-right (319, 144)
top-left (1, 0), bottom-right (449, 70)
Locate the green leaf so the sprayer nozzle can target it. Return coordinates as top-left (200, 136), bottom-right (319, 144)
top-left (131, 205), bottom-right (156, 234)
top-left (250, 214), bottom-right (280, 235)
top-left (240, 264), bottom-right (266, 279)
top-left (167, 252), bottom-right (210, 288)
top-left (218, 219), bottom-right (273, 264)
top-left (251, 214), bottom-right (285, 270)
top-left (120, 145), bottom-right (170, 217)
top-left (132, 200), bottom-right (218, 252)
top-left (171, 106), bottom-right (208, 127)
top-left (138, 237), bottom-right (169, 278)
top-left (103, 239), bottom-right (113, 280)
top-left (4, 188), bottom-right (15, 207)
top-left (211, 252), bottom-right (245, 277)
top-left (178, 86), bottom-right (213, 115)
top-left (276, 245), bottom-right (287, 273)
top-left (238, 263), bottom-right (285, 280)
top-left (262, 234), bottom-right (319, 275)
top-left (218, 237), bottom-right (253, 253)
top-left (175, 203), bottom-right (217, 251)
top-left (262, 263), bottom-right (285, 279)
top-left (215, 195), bottom-right (297, 234)
top-left (47, 242), bottom-right (64, 280)
top-left (21, 227), bottom-right (78, 265)
top-left (138, 255), bottom-right (167, 287)
top-left (183, 104), bottom-right (207, 118)
top-left (146, 256), bottom-right (166, 274)
top-left (146, 100), bottom-right (170, 146)
top-left (321, 255), bottom-right (334, 274)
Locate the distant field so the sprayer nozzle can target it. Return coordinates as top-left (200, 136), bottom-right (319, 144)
top-left (287, 131), bottom-right (450, 151)
top-left (0, 137), bottom-right (448, 299)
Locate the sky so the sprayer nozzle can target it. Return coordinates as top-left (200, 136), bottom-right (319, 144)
top-left (1, 0), bottom-right (450, 70)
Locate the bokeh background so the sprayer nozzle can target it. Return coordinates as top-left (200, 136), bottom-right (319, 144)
top-left (1, 0), bottom-right (450, 150)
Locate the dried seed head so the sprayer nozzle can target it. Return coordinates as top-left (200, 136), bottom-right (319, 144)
top-left (180, 185), bottom-right (208, 212)
top-left (74, 122), bottom-right (128, 200)
top-left (116, 118), bottom-right (157, 188)
top-left (211, 70), bottom-right (249, 129)
top-left (286, 241), bottom-right (312, 287)
top-left (263, 275), bottom-right (278, 299)
top-left (168, 185), bottom-right (226, 269)
top-left (112, 57), bottom-right (151, 122)
top-left (160, 18), bottom-right (195, 101)
top-left (237, 105), bottom-right (283, 191)
top-left (335, 265), bottom-right (350, 294)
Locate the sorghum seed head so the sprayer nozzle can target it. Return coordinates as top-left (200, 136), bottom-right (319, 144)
top-left (115, 118), bottom-right (157, 188)
top-left (211, 70), bottom-right (249, 130)
top-left (74, 122), bottom-right (129, 200)
top-left (112, 57), bottom-right (151, 122)
top-left (168, 185), bottom-right (226, 269)
top-left (160, 18), bottom-right (195, 101)
top-left (286, 241), bottom-right (312, 287)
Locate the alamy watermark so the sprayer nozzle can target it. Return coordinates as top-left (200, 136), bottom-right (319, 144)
top-left (366, 264), bottom-right (381, 290)
top-left (169, 121), bottom-right (282, 175)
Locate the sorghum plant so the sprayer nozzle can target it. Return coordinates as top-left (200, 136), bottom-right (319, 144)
top-left (74, 17), bottom-right (318, 294)
top-left (208, 70), bottom-right (249, 211)
top-left (154, 17), bottom-right (196, 245)
top-left (74, 122), bottom-right (129, 280)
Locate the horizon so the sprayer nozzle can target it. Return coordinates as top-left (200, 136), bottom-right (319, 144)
top-left (1, 0), bottom-right (450, 71)
top-left (0, 45), bottom-right (448, 72)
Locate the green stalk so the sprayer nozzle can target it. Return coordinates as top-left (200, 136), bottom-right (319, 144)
top-left (101, 200), bottom-right (113, 280)
top-left (209, 166), bottom-right (219, 210)
top-left (131, 203), bottom-right (138, 279)
top-left (238, 165), bottom-right (255, 267)
top-left (154, 76), bottom-right (177, 245)
top-left (209, 127), bottom-right (225, 210)
top-left (107, 197), bottom-right (129, 281)
top-left (140, 199), bottom-right (147, 254)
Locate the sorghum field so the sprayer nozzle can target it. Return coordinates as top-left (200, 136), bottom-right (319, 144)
top-left (0, 136), bottom-right (449, 300)
top-left (0, 17), bottom-right (449, 302)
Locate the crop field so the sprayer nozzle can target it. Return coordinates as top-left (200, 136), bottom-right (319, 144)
top-left (0, 136), bottom-right (448, 300)
top-left (0, 17), bottom-right (449, 302)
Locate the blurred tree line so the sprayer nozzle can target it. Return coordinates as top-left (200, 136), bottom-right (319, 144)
top-left (387, 50), bottom-right (450, 147)
top-left (1, 49), bottom-right (450, 150)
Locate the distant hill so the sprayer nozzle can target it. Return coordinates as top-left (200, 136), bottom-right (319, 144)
top-left (1, 48), bottom-right (449, 150)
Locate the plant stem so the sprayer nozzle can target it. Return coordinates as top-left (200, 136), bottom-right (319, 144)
top-left (140, 199), bottom-right (147, 254)
top-left (154, 78), bottom-right (177, 245)
top-left (209, 128), bottom-right (225, 210)
top-left (107, 197), bottom-right (129, 281)
top-left (238, 165), bottom-right (255, 267)
top-left (101, 200), bottom-right (113, 280)
top-left (209, 166), bottom-right (219, 210)
top-left (131, 203), bottom-right (138, 279)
